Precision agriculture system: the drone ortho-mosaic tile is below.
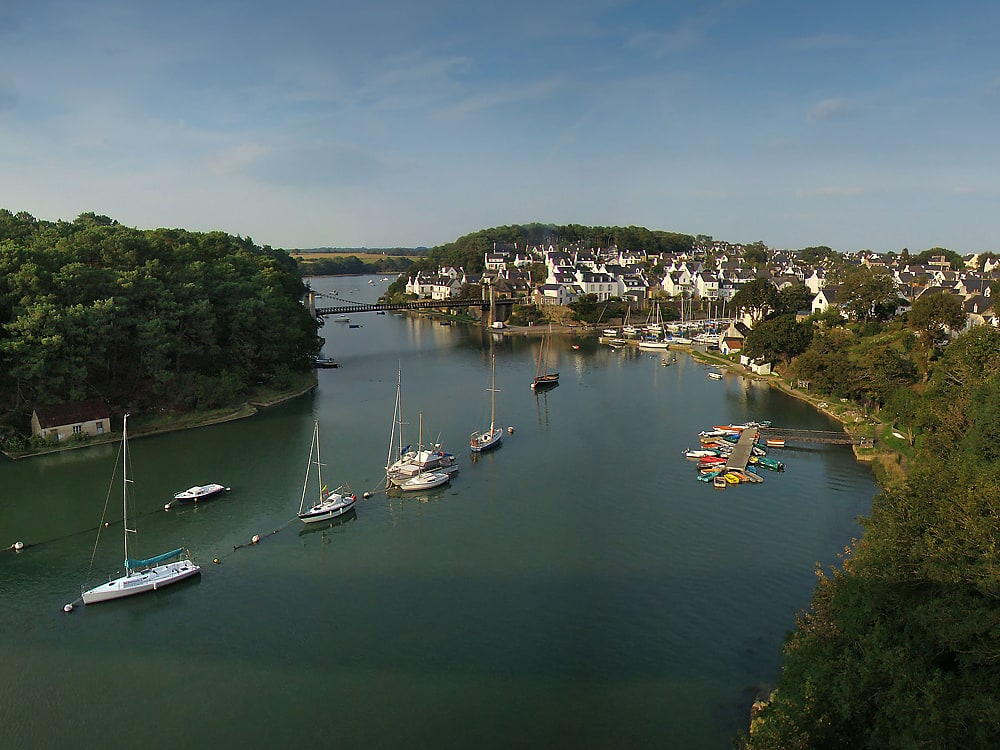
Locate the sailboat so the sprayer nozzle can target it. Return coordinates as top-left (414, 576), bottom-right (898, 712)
top-left (530, 325), bottom-right (559, 390)
top-left (385, 371), bottom-right (457, 486)
top-left (80, 414), bottom-right (200, 605)
top-left (297, 420), bottom-right (357, 524)
top-left (393, 412), bottom-right (451, 491)
top-left (470, 354), bottom-right (503, 452)
top-left (621, 307), bottom-right (639, 338)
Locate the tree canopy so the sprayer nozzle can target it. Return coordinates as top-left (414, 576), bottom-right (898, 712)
top-left (838, 266), bottom-right (901, 323)
top-left (730, 278), bottom-right (782, 324)
top-left (908, 291), bottom-right (967, 348)
top-left (744, 325), bottom-right (1000, 748)
top-left (0, 210), bottom-right (318, 423)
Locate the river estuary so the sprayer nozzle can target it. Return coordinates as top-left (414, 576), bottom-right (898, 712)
top-left (0, 274), bottom-right (878, 748)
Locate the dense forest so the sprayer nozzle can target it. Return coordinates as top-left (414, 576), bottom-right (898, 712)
top-left (742, 323), bottom-right (1000, 747)
top-left (0, 210), bottom-right (318, 441)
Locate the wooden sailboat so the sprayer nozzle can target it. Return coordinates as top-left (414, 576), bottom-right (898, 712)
top-left (79, 414), bottom-right (200, 606)
top-left (470, 354), bottom-right (503, 452)
top-left (297, 420), bottom-right (356, 524)
top-left (531, 325), bottom-right (559, 390)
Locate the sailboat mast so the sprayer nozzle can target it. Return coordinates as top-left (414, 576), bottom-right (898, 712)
top-left (122, 413), bottom-right (130, 573)
top-left (489, 354), bottom-right (496, 431)
top-left (386, 369), bottom-right (402, 472)
top-left (300, 422), bottom-right (318, 514)
top-left (315, 421), bottom-right (324, 501)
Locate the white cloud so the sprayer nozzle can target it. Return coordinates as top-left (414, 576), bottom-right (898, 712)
top-left (806, 98), bottom-right (859, 123)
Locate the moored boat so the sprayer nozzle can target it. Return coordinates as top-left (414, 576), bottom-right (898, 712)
top-left (397, 471), bottom-right (450, 492)
top-left (78, 414), bottom-right (200, 607)
top-left (165, 483), bottom-right (230, 510)
top-left (297, 420), bottom-right (357, 524)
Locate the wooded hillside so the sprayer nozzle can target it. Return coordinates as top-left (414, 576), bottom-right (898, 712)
top-left (0, 210), bottom-right (318, 431)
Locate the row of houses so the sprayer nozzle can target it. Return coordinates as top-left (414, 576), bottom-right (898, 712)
top-left (405, 244), bottom-right (999, 328)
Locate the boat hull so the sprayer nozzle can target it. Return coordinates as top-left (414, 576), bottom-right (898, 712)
top-left (530, 374), bottom-right (560, 390)
top-left (82, 560), bottom-right (201, 604)
top-left (298, 495), bottom-right (357, 523)
top-left (398, 472), bottom-right (450, 491)
top-left (470, 428), bottom-right (503, 453)
top-left (168, 484), bottom-right (229, 505)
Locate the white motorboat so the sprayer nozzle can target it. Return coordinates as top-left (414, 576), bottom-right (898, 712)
top-left (638, 339), bottom-right (669, 350)
top-left (79, 415), bottom-right (200, 606)
top-left (164, 483), bottom-right (230, 510)
top-left (397, 471), bottom-right (451, 492)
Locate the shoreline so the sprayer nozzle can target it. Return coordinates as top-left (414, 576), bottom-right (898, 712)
top-left (1, 376), bottom-right (318, 461)
top-left (686, 347), bottom-right (903, 483)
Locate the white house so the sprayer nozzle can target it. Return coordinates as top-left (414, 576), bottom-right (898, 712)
top-left (811, 286), bottom-right (841, 315)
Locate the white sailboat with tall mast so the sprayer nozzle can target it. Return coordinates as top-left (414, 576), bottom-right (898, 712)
top-left (385, 369), bottom-right (457, 486)
top-left (297, 420), bottom-right (357, 524)
top-left (470, 354), bottom-right (502, 452)
top-left (393, 412), bottom-right (450, 491)
top-left (80, 414), bottom-right (200, 605)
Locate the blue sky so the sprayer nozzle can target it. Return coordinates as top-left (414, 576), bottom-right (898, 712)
top-left (2, 1), bottom-right (999, 252)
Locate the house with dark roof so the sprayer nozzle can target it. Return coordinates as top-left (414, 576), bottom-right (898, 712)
top-left (31, 399), bottom-right (111, 442)
top-left (812, 286), bottom-right (842, 315)
top-left (720, 321), bottom-right (752, 356)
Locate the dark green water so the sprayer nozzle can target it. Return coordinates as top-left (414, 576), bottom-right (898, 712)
top-left (0, 275), bottom-right (877, 748)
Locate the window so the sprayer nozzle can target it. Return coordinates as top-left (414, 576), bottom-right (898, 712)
top-left (73, 424), bottom-right (83, 435)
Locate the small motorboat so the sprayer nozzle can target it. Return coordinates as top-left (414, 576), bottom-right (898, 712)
top-left (713, 475), bottom-right (727, 489)
top-left (314, 357), bottom-right (339, 368)
top-left (165, 483), bottom-right (230, 510)
top-left (397, 471), bottom-right (450, 492)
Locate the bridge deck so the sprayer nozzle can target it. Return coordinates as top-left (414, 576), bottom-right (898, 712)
top-left (314, 297), bottom-right (524, 316)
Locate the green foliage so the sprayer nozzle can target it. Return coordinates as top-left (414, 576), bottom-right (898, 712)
top-left (791, 330), bottom-right (858, 398)
top-left (742, 315), bottom-right (813, 364)
top-left (743, 241), bottom-right (768, 266)
top-left (798, 245), bottom-right (835, 264)
top-left (911, 247), bottom-right (964, 270)
top-left (507, 304), bottom-right (543, 326)
top-left (745, 323), bottom-right (1000, 748)
top-left (406, 223), bottom-right (693, 277)
top-left (296, 254), bottom-right (413, 276)
top-left (777, 284), bottom-right (814, 316)
top-left (908, 292), bottom-right (966, 348)
top-left (0, 211), bottom-right (317, 418)
top-left (838, 266), bottom-right (900, 323)
top-left (731, 278), bottom-right (782, 325)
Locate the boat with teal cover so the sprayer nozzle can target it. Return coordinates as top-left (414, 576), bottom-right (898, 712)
top-left (80, 414), bottom-right (200, 606)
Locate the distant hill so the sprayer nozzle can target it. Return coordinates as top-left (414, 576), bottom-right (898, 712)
top-left (290, 246), bottom-right (429, 254)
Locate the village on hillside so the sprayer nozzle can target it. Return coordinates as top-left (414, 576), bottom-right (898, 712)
top-left (401, 239), bottom-right (999, 341)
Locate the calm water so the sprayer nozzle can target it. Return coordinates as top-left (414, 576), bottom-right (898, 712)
top-left (0, 275), bottom-right (877, 748)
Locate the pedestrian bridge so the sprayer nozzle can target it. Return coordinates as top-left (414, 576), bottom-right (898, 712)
top-left (306, 291), bottom-right (527, 318)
